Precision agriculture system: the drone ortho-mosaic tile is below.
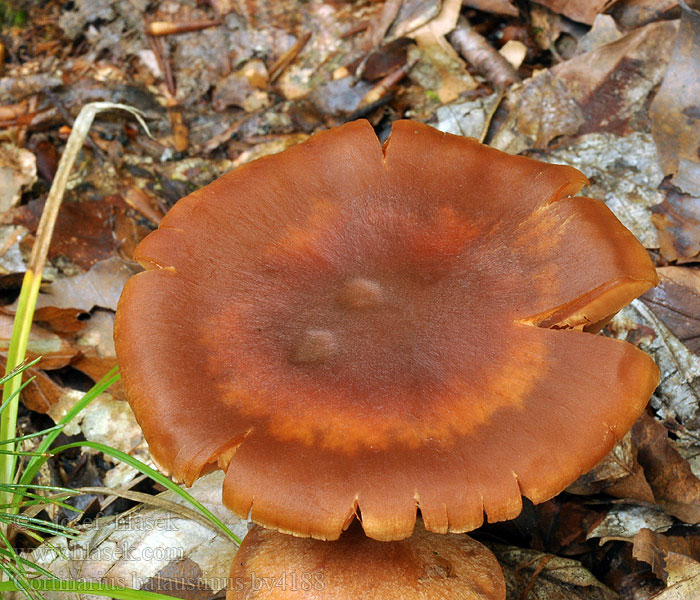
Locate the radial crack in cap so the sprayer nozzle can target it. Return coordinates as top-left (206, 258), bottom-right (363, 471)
top-left (114, 119), bottom-right (659, 541)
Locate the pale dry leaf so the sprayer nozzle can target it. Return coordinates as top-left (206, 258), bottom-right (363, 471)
top-left (610, 301), bottom-right (700, 428)
top-left (551, 19), bottom-right (678, 135)
top-left (0, 144), bottom-right (37, 212)
top-left (544, 133), bottom-right (665, 248)
top-left (587, 504), bottom-right (673, 544)
top-left (16, 472), bottom-right (248, 600)
top-left (493, 545), bottom-right (619, 599)
top-left (409, 0), bottom-right (477, 103)
top-left (532, 0), bottom-right (617, 24)
top-left (650, 0), bottom-right (700, 194)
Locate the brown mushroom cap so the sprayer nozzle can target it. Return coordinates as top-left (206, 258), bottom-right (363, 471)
top-left (115, 119), bottom-right (659, 541)
top-left (227, 521), bottom-right (505, 600)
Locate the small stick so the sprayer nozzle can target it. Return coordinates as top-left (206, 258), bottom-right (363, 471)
top-left (146, 19), bottom-right (221, 36)
top-left (269, 32), bottom-right (311, 83)
top-left (448, 17), bottom-right (520, 89)
top-left (147, 34), bottom-right (176, 97)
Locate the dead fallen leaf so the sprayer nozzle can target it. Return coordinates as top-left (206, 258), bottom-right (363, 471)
top-left (576, 14), bottom-right (623, 54)
top-left (72, 309), bottom-right (125, 398)
top-left (544, 132), bottom-right (664, 248)
top-left (464, 0), bottom-right (518, 16)
top-left (7, 257), bottom-right (139, 333)
top-left (409, 0), bottom-right (477, 103)
top-left (433, 92), bottom-right (502, 139)
top-left (532, 0), bottom-right (616, 24)
top-left (650, 1), bottom-right (700, 195)
top-left (493, 544), bottom-right (619, 599)
top-left (10, 195), bottom-right (129, 271)
top-left (490, 70), bottom-right (583, 154)
top-left (610, 0), bottom-right (680, 30)
top-left (633, 412), bottom-right (700, 524)
top-left (642, 267), bottom-right (700, 353)
top-left (587, 504), bottom-right (673, 545)
top-left (633, 528), bottom-right (700, 581)
top-left (16, 472), bottom-right (248, 600)
top-left (567, 430), bottom-right (655, 503)
top-left (609, 301), bottom-right (700, 430)
top-left (0, 143), bottom-right (36, 213)
top-left (651, 188), bottom-right (700, 263)
top-left (552, 19), bottom-right (678, 135)
top-left (0, 314), bottom-right (76, 370)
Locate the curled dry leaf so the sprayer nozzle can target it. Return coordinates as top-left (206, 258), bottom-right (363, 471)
top-left (632, 412), bottom-right (700, 524)
top-left (433, 91), bottom-right (502, 140)
top-left (655, 553), bottom-right (700, 598)
top-left (72, 309), bottom-right (124, 397)
top-left (610, 0), bottom-right (680, 30)
top-left (650, 0), bottom-right (700, 195)
top-left (532, 0), bottom-right (617, 25)
top-left (576, 14), bottom-right (623, 54)
top-left (567, 430), bottom-right (655, 503)
top-left (46, 389), bottom-right (149, 488)
top-left (641, 267), bottom-right (700, 354)
top-left (551, 19), bottom-right (678, 135)
top-left (651, 188), bottom-right (700, 263)
top-left (633, 528), bottom-right (700, 582)
top-left (586, 504), bottom-right (673, 545)
top-left (492, 545), bottom-right (618, 600)
top-left (408, 0), bottom-right (477, 103)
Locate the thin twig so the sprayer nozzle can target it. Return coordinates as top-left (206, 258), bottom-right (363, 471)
top-left (448, 17), bottom-right (520, 89)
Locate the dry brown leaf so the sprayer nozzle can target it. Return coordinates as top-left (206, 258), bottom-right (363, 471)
top-left (493, 544), bottom-right (619, 599)
top-left (650, 1), bottom-right (700, 195)
top-left (587, 505), bottom-right (673, 545)
top-left (10, 195), bottom-right (130, 270)
top-left (610, 0), bottom-right (680, 30)
top-left (0, 143), bottom-right (37, 212)
top-left (551, 19), bottom-right (678, 135)
top-left (532, 0), bottom-right (617, 24)
top-left (490, 70), bottom-right (583, 153)
top-left (409, 0), bottom-right (477, 103)
top-left (7, 257), bottom-right (139, 333)
top-left (633, 413), bottom-right (700, 524)
top-left (610, 301), bottom-right (700, 430)
top-left (641, 267), bottom-right (700, 353)
top-left (651, 189), bottom-right (700, 263)
top-left (15, 473), bottom-right (248, 600)
top-left (72, 309), bottom-right (125, 397)
top-left (659, 552), bottom-right (700, 598)
top-left (576, 14), bottom-right (623, 54)
top-left (568, 431), bottom-right (655, 503)
top-left (633, 528), bottom-right (700, 581)
top-left (464, 0), bottom-right (518, 15)
top-left (0, 314), bottom-right (76, 370)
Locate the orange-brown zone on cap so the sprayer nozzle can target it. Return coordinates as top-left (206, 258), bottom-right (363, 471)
top-left (114, 119), bottom-right (660, 541)
top-left (227, 521), bottom-right (505, 599)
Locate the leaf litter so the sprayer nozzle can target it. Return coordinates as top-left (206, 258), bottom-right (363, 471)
top-left (2, 0), bottom-right (700, 597)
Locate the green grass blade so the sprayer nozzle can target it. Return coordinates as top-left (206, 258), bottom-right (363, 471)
top-left (19, 367), bottom-right (120, 489)
top-left (49, 441), bottom-right (241, 545)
